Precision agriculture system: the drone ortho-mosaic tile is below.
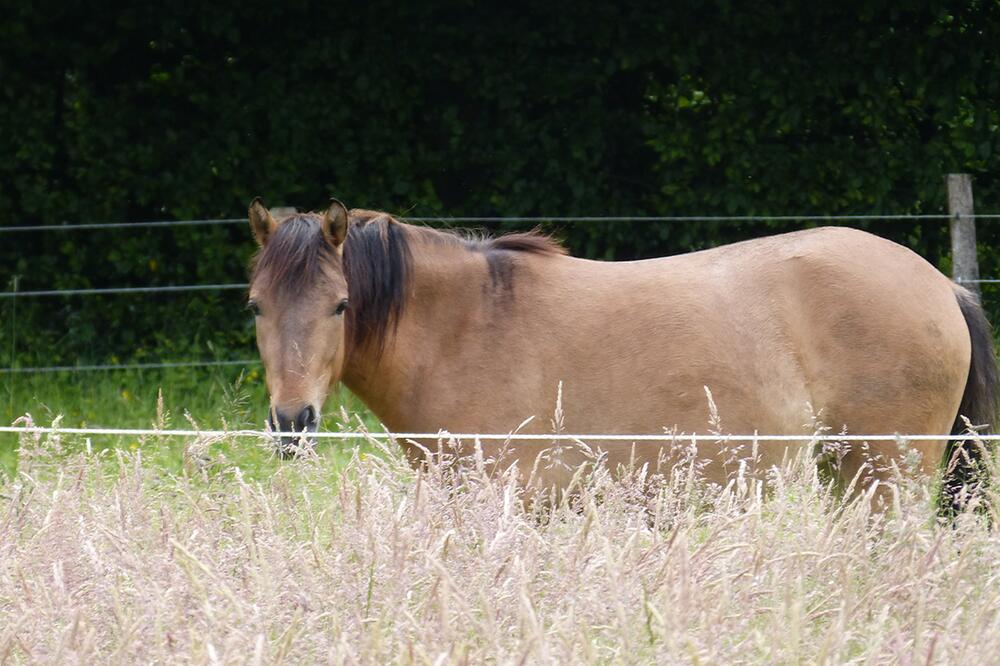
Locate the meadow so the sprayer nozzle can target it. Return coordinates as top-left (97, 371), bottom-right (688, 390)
top-left (2, 369), bottom-right (1000, 663)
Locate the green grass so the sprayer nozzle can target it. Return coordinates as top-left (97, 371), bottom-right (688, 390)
top-left (1, 365), bottom-right (381, 477)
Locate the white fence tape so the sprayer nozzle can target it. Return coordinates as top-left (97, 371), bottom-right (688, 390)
top-left (0, 426), bottom-right (993, 442)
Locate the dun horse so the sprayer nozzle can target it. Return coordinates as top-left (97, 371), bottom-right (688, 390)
top-left (246, 199), bottom-right (998, 507)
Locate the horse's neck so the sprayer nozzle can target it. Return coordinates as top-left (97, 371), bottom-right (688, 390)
top-left (340, 243), bottom-right (487, 430)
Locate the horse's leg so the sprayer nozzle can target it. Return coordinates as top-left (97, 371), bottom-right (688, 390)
top-left (832, 432), bottom-right (948, 512)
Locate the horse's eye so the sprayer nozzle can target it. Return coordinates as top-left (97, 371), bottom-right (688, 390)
top-left (334, 299), bottom-right (349, 316)
top-left (247, 300), bottom-right (261, 316)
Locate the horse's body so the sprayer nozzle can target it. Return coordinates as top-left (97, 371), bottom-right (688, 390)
top-left (247, 202), bottom-right (998, 505)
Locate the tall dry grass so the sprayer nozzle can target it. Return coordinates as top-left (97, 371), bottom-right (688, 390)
top-left (1, 429), bottom-right (999, 664)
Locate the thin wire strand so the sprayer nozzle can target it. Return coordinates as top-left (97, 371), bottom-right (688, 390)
top-left (4, 276), bottom-right (996, 299)
top-left (0, 425), bottom-right (995, 442)
top-left (0, 359), bottom-right (258, 374)
top-left (5, 213), bottom-right (1000, 233)
top-left (406, 214), bottom-right (999, 222)
top-left (0, 283), bottom-right (249, 298)
top-left (0, 218), bottom-right (245, 233)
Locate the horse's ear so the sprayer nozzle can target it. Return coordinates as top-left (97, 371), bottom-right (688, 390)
top-left (323, 198), bottom-right (349, 247)
top-left (249, 197), bottom-right (277, 246)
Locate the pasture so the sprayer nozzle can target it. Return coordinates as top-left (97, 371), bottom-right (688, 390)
top-left (2, 369), bottom-right (1000, 662)
top-left (7, 6), bottom-right (1000, 662)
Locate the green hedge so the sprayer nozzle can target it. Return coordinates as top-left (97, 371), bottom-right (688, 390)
top-left (2, 2), bottom-right (999, 365)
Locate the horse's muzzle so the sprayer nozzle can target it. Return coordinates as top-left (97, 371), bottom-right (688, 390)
top-left (268, 405), bottom-right (319, 458)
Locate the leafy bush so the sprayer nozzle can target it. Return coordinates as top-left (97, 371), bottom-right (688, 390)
top-left (2, 3), bottom-right (999, 363)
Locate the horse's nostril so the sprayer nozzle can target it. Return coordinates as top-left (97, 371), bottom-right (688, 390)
top-left (297, 405), bottom-right (317, 429)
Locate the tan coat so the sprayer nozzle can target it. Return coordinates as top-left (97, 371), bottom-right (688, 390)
top-left (343, 226), bottom-right (968, 492)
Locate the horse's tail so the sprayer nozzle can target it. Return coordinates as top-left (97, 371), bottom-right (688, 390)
top-left (942, 285), bottom-right (1000, 513)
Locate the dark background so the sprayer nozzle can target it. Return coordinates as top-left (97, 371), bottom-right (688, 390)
top-left (3, 1), bottom-right (1000, 366)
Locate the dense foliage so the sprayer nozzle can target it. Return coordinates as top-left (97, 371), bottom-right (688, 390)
top-left (2, 2), bottom-right (1000, 364)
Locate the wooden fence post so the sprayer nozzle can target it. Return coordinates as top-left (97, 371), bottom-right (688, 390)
top-left (948, 173), bottom-right (980, 297)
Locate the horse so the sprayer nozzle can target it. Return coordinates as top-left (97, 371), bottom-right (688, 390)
top-left (246, 198), bottom-right (999, 509)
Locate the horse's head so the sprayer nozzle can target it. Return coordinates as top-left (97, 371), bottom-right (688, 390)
top-left (247, 198), bottom-right (350, 456)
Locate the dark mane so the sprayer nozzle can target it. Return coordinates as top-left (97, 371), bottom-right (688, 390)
top-left (401, 220), bottom-right (567, 257)
top-left (250, 214), bottom-right (335, 297)
top-left (482, 231), bottom-right (568, 256)
top-left (343, 214), bottom-right (412, 359)
top-left (257, 210), bottom-right (566, 359)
